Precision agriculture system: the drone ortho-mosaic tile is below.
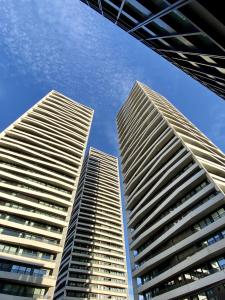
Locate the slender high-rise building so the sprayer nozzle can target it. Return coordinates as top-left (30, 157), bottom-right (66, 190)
top-left (0, 91), bottom-right (93, 300)
top-left (117, 81), bottom-right (225, 300)
top-left (54, 148), bottom-right (128, 300)
top-left (80, 0), bottom-right (225, 100)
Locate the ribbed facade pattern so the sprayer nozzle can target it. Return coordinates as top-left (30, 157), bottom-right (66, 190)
top-left (117, 82), bottom-right (225, 300)
top-left (54, 148), bottom-right (128, 300)
top-left (0, 91), bottom-right (93, 300)
top-left (80, 0), bottom-right (225, 100)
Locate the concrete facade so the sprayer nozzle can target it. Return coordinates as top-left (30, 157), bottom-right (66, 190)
top-left (117, 81), bottom-right (225, 300)
top-left (0, 91), bottom-right (93, 299)
top-left (54, 148), bottom-right (128, 300)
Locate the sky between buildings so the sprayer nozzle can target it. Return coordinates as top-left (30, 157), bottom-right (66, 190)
top-left (0, 1), bottom-right (225, 298)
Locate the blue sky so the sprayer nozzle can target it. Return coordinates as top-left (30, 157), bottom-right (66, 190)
top-left (0, 1), bottom-right (225, 298)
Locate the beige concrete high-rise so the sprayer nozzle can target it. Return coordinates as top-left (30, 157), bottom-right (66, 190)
top-left (117, 81), bottom-right (225, 300)
top-left (54, 148), bottom-right (128, 300)
top-left (0, 91), bottom-right (93, 300)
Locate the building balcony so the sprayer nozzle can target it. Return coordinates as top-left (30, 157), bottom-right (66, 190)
top-left (0, 270), bottom-right (56, 287)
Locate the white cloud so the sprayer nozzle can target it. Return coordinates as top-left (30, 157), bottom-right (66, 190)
top-left (0, 0), bottom-right (141, 155)
top-left (0, 0), bottom-right (138, 100)
top-left (209, 108), bottom-right (225, 146)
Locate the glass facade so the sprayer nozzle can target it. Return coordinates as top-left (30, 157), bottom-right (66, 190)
top-left (81, 0), bottom-right (225, 100)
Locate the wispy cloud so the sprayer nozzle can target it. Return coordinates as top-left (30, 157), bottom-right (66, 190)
top-left (0, 2), bottom-right (137, 292)
top-left (209, 106), bottom-right (225, 149)
top-left (0, 0), bottom-right (139, 154)
top-left (0, 0), bottom-right (137, 100)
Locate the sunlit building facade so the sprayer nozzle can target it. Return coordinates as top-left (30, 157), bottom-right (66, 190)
top-left (54, 148), bottom-right (128, 300)
top-left (117, 81), bottom-right (225, 300)
top-left (0, 91), bottom-right (93, 299)
top-left (81, 0), bottom-right (225, 100)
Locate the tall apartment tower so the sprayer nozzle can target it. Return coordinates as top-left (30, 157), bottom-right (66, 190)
top-left (0, 91), bottom-right (93, 300)
top-left (117, 81), bottom-right (225, 300)
top-left (54, 148), bottom-right (128, 300)
top-left (81, 0), bottom-right (225, 100)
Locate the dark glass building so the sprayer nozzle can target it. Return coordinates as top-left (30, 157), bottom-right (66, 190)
top-left (80, 0), bottom-right (225, 100)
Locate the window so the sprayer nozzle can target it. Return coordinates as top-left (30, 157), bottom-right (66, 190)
top-left (42, 253), bottom-right (52, 260)
top-left (154, 18), bottom-right (175, 34)
top-left (206, 288), bottom-right (218, 299)
top-left (216, 67), bottom-right (225, 75)
top-left (189, 62), bottom-right (199, 68)
top-left (197, 294), bottom-right (207, 300)
top-left (11, 265), bottom-right (20, 273)
top-left (217, 258), bottom-right (225, 270)
top-left (126, 0), bottom-right (151, 18)
top-left (214, 234), bottom-right (221, 242)
top-left (205, 217), bottom-right (212, 226)
top-left (0, 283), bottom-right (46, 297)
top-left (199, 220), bottom-right (207, 229)
top-left (22, 249), bottom-right (38, 257)
top-left (200, 55), bottom-right (216, 65)
top-left (193, 224), bottom-right (201, 231)
top-left (178, 53), bottom-right (187, 59)
top-left (184, 273), bottom-right (192, 280)
top-left (18, 266), bottom-right (26, 274)
top-left (210, 261), bottom-right (220, 271)
top-left (201, 267), bottom-right (210, 275)
top-left (211, 212), bottom-right (220, 221)
top-left (207, 237), bottom-right (215, 245)
top-left (33, 268), bottom-right (47, 277)
top-left (218, 208), bottom-right (225, 217)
